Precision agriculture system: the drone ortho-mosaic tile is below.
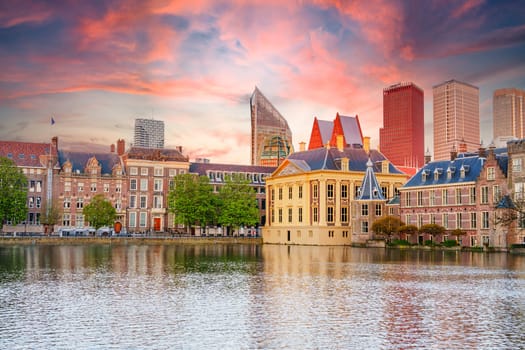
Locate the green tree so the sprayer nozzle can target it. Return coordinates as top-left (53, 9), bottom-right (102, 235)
top-left (0, 157), bottom-right (28, 231)
top-left (40, 200), bottom-right (61, 234)
top-left (218, 174), bottom-right (259, 234)
top-left (83, 194), bottom-right (116, 230)
top-left (371, 215), bottom-right (404, 242)
top-left (419, 223), bottom-right (445, 242)
top-left (399, 224), bottom-right (419, 241)
top-left (450, 228), bottom-right (467, 245)
top-left (168, 174), bottom-right (216, 233)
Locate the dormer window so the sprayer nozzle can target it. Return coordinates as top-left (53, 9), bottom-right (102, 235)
top-left (447, 169), bottom-right (452, 180)
top-left (373, 188), bottom-right (378, 197)
top-left (422, 169), bottom-right (430, 182)
top-left (460, 166), bottom-right (465, 179)
top-left (434, 168), bottom-right (442, 181)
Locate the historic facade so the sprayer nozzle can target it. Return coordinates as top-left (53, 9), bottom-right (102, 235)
top-left (263, 137), bottom-right (407, 245)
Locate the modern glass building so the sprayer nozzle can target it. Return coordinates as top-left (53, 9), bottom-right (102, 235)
top-left (250, 87), bottom-right (293, 166)
top-left (493, 88), bottom-right (525, 140)
top-left (134, 118), bottom-right (165, 149)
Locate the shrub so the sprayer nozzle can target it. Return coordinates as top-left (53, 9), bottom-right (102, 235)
top-left (424, 240), bottom-right (435, 246)
top-left (390, 239), bottom-right (411, 246)
top-left (442, 240), bottom-right (458, 247)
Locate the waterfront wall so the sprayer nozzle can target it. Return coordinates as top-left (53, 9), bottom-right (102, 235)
top-left (0, 237), bottom-right (263, 246)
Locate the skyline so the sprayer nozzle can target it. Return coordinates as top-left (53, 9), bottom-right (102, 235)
top-left (1, 0), bottom-right (525, 164)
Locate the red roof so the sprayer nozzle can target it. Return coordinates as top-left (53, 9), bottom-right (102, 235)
top-left (0, 141), bottom-right (53, 167)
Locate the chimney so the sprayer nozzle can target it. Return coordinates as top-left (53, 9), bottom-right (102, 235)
top-left (117, 139), bottom-right (125, 155)
top-left (363, 136), bottom-right (370, 153)
top-left (299, 141), bottom-right (306, 152)
top-left (51, 136), bottom-right (58, 152)
top-left (424, 148), bottom-right (432, 164)
top-left (459, 139), bottom-right (467, 153)
top-left (478, 144), bottom-right (486, 158)
top-left (110, 144), bottom-right (115, 153)
top-left (177, 146), bottom-right (183, 153)
top-left (336, 135), bottom-right (344, 151)
top-left (450, 145), bottom-right (457, 161)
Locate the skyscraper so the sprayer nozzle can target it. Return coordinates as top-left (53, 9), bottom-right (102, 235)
top-left (433, 80), bottom-right (479, 161)
top-left (493, 88), bottom-right (525, 140)
top-left (250, 87), bottom-right (293, 166)
top-left (134, 118), bottom-right (165, 149)
top-left (379, 82), bottom-right (424, 167)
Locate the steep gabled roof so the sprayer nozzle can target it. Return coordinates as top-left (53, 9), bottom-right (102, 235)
top-left (58, 150), bottom-right (122, 175)
top-left (308, 117), bottom-right (334, 150)
top-left (330, 113), bottom-right (363, 147)
top-left (496, 194), bottom-right (515, 209)
top-left (357, 159), bottom-right (386, 200)
top-left (0, 141), bottom-right (54, 167)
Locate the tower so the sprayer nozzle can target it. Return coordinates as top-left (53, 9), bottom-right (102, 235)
top-left (433, 80), bottom-right (479, 161)
top-left (134, 118), bottom-right (165, 149)
top-left (493, 88), bottom-right (525, 140)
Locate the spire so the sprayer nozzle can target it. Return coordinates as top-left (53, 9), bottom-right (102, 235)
top-left (357, 158), bottom-right (385, 200)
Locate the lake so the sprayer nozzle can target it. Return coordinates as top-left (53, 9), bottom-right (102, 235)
top-left (1, 244), bottom-right (524, 349)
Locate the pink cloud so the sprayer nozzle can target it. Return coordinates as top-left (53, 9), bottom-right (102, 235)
top-left (451, 0), bottom-right (485, 18)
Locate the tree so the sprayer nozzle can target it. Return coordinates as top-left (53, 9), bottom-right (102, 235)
top-left (168, 174), bottom-right (216, 233)
top-left (399, 224), bottom-right (419, 241)
top-left (450, 228), bottom-right (466, 244)
top-left (40, 200), bottom-right (61, 235)
top-left (83, 194), bottom-right (116, 230)
top-left (0, 157), bottom-right (27, 231)
top-left (419, 223), bottom-right (445, 242)
top-left (218, 174), bottom-right (259, 234)
top-left (371, 215), bottom-right (404, 242)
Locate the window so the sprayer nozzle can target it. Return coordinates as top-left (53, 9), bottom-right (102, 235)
top-left (442, 189), bottom-right (448, 205)
top-left (288, 208), bottom-right (292, 223)
top-left (154, 179), bottom-right (163, 191)
top-left (288, 187), bottom-right (293, 200)
top-left (341, 184), bottom-right (348, 199)
top-left (313, 184), bottom-right (318, 199)
top-left (115, 200), bottom-right (121, 211)
top-left (154, 196), bottom-right (163, 209)
top-left (515, 183), bottom-right (525, 200)
top-left (76, 214), bottom-right (84, 228)
top-left (139, 212), bottom-right (147, 227)
top-left (430, 191), bottom-right (435, 206)
top-left (519, 213), bottom-right (525, 229)
top-left (63, 198), bottom-right (71, 208)
top-left (456, 188), bottom-right (462, 204)
top-left (65, 182), bottom-right (71, 192)
top-left (418, 214), bottom-right (423, 228)
top-left (341, 207), bottom-right (348, 223)
top-left (154, 167), bottom-right (163, 176)
top-left (129, 195), bottom-right (136, 208)
top-left (328, 230), bottom-right (334, 238)
top-left (129, 167), bottom-right (138, 175)
top-left (129, 212), bottom-right (136, 227)
top-left (28, 196), bottom-right (34, 208)
top-left (342, 230), bottom-right (349, 238)
top-left (443, 214), bottom-right (448, 229)
top-left (456, 213), bottom-right (462, 228)
top-left (327, 184), bottom-right (334, 199)
top-left (493, 185), bottom-right (501, 203)
top-left (141, 168), bottom-right (148, 176)
top-left (417, 191), bottom-right (423, 206)
top-left (76, 198), bottom-right (83, 209)
top-left (470, 187), bottom-right (476, 204)
top-left (63, 214), bottom-right (70, 226)
top-left (481, 186), bottom-right (489, 204)
top-left (375, 204), bottom-right (382, 216)
top-left (313, 207), bottom-right (318, 222)
top-left (327, 206), bottom-right (334, 223)
top-left (278, 188), bottom-right (283, 200)
top-left (470, 212), bottom-right (477, 228)
top-left (90, 183), bottom-right (97, 192)
top-left (361, 221), bottom-right (369, 233)
top-left (381, 186), bottom-right (388, 198)
top-left (361, 204), bottom-right (368, 216)
top-left (405, 192), bottom-right (411, 206)
top-left (169, 169), bottom-right (177, 177)
top-left (430, 214), bottom-right (436, 225)
top-left (482, 211), bottom-right (489, 229)
top-left (140, 195), bottom-right (147, 208)
top-left (130, 179), bottom-right (137, 191)
top-left (140, 179), bottom-right (148, 191)
top-left (116, 184), bottom-right (121, 193)
top-left (513, 158), bottom-right (522, 172)
top-left (298, 186), bottom-right (303, 199)
top-left (487, 167), bottom-right (495, 181)
top-left (278, 208), bottom-right (283, 223)
top-left (78, 183), bottom-right (84, 192)
top-left (298, 207), bottom-right (303, 223)
top-left (104, 183), bottom-right (110, 192)
top-left (271, 209), bottom-right (275, 223)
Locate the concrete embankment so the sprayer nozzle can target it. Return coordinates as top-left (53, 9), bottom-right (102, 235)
top-left (0, 236), bottom-right (263, 246)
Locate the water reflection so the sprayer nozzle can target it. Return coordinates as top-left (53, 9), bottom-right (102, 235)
top-left (0, 244), bottom-right (524, 349)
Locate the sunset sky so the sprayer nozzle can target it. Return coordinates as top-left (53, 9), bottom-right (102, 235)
top-left (1, 0), bottom-right (524, 164)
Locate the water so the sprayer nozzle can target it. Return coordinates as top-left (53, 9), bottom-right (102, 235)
top-left (0, 244), bottom-right (524, 349)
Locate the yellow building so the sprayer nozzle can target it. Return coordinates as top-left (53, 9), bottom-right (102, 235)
top-left (263, 139), bottom-right (407, 245)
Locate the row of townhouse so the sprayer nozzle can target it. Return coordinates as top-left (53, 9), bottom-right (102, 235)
top-left (0, 137), bottom-right (275, 235)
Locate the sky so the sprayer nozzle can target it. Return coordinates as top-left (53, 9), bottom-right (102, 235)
top-left (1, 0), bottom-right (525, 164)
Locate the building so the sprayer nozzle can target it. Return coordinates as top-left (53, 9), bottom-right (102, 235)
top-left (134, 118), bottom-right (165, 149)
top-left (122, 146), bottom-right (189, 233)
top-left (433, 80), bottom-right (480, 161)
top-left (0, 138), bottom-right (59, 233)
top-left (399, 145), bottom-right (509, 248)
top-left (380, 82), bottom-right (424, 168)
top-left (250, 87), bottom-right (293, 166)
top-left (263, 136), bottom-right (407, 245)
top-left (189, 162), bottom-right (276, 234)
top-left (308, 113), bottom-right (363, 150)
top-left (503, 139), bottom-right (525, 245)
top-left (493, 88), bottom-right (525, 140)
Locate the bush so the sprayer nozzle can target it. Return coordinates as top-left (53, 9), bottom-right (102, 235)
top-left (510, 244), bottom-right (525, 249)
top-left (390, 239), bottom-right (411, 246)
top-left (442, 240), bottom-right (458, 247)
top-left (424, 240), bottom-right (435, 246)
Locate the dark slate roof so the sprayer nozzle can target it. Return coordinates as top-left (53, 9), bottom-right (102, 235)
top-left (190, 163), bottom-right (276, 175)
top-left (496, 195), bottom-right (515, 209)
top-left (0, 141), bottom-right (54, 167)
top-left (339, 115), bottom-right (363, 146)
top-left (317, 119), bottom-right (334, 146)
top-left (126, 147), bottom-right (188, 162)
top-left (287, 146), bottom-right (405, 174)
top-left (387, 195), bottom-right (400, 205)
top-left (58, 150), bottom-right (122, 175)
top-left (357, 159), bottom-right (386, 200)
top-left (403, 149), bottom-right (508, 188)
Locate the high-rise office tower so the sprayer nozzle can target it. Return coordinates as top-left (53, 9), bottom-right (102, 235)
top-left (379, 82), bottom-right (424, 167)
top-left (250, 87), bottom-right (293, 166)
top-left (134, 118), bottom-right (165, 149)
top-left (433, 80), bottom-right (479, 160)
top-left (493, 88), bottom-right (525, 140)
